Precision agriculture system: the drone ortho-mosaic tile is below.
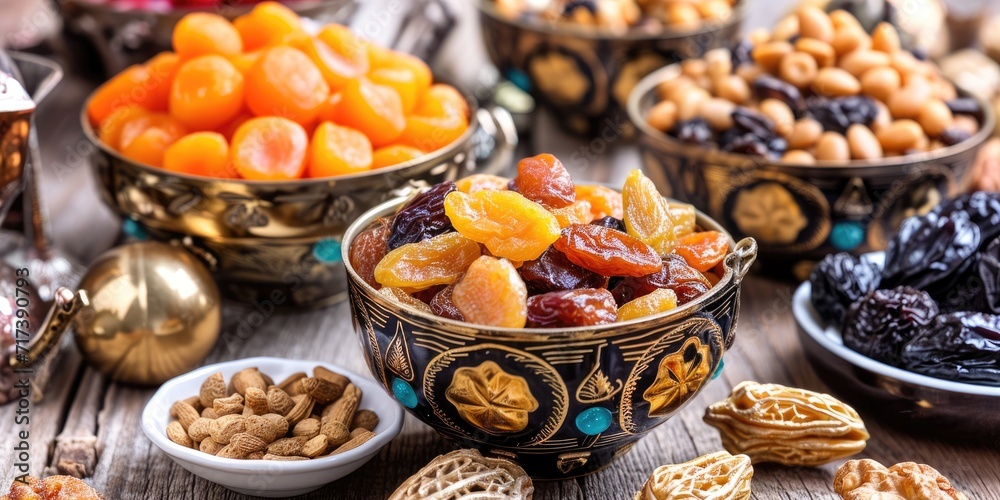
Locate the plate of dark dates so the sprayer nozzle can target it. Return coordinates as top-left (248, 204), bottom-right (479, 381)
top-left (793, 192), bottom-right (1000, 434)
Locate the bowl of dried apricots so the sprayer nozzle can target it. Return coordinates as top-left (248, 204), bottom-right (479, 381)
top-left (342, 153), bottom-right (757, 479)
top-left (627, 6), bottom-right (995, 279)
top-left (82, 2), bottom-right (515, 307)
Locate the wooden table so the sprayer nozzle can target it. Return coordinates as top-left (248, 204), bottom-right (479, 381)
top-left (4, 3), bottom-right (1000, 498)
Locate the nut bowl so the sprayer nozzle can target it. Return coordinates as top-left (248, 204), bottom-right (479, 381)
top-left (628, 64), bottom-right (996, 280)
top-left (141, 356), bottom-right (405, 497)
top-left (84, 94), bottom-right (516, 308)
top-left (342, 193), bottom-right (758, 479)
top-left (478, 0), bottom-right (745, 136)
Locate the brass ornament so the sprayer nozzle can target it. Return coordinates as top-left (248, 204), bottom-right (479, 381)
top-left (388, 449), bottom-right (534, 500)
top-left (642, 336), bottom-right (712, 418)
top-left (634, 451), bottom-right (753, 500)
top-left (834, 459), bottom-right (968, 500)
top-left (445, 361), bottom-right (539, 435)
top-left (12, 242), bottom-right (220, 385)
top-left (731, 182), bottom-right (808, 245)
top-left (703, 381), bottom-right (869, 467)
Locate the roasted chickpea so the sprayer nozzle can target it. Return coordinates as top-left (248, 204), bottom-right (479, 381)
top-left (646, 100), bottom-right (678, 132)
top-left (788, 118), bottom-right (824, 150)
top-left (816, 132), bottom-right (850, 161)
top-left (846, 124), bottom-right (883, 160)
top-left (779, 52), bottom-right (819, 88)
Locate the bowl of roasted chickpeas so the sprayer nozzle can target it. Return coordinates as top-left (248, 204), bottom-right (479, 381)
top-left (342, 153), bottom-right (757, 479)
top-left (83, 2), bottom-right (515, 307)
top-left (478, 0), bottom-right (745, 136)
top-left (627, 5), bottom-right (995, 279)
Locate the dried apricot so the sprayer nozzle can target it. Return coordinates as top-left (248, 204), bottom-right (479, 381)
top-left (350, 217), bottom-right (391, 289)
top-left (429, 283), bottom-right (464, 321)
top-left (169, 55), bottom-right (245, 130)
top-left (510, 153), bottom-right (576, 208)
top-left (371, 145), bottom-right (424, 169)
top-left (372, 50), bottom-right (433, 98)
top-left (374, 232), bottom-right (481, 291)
top-left (298, 24), bottom-right (369, 90)
top-left (444, 190), bottom-right (560, 262)
top-left (233, 2), bottom-right (306, 52)
top-left (337, 78), bottom-right (405, 147)
top-left (87, 65), bottom-right (162, 124)
top-left (317, 92), bottom-right (343, 123)
top-left (118, 113), bottom-right (187, 167)
top-left (228, 51), bottom-right (260, 74)
top-left (675, 231), bottom-right (729, 272)
top-left (307, 122), bottom-right (372, 177)
top-left (415, 84), bottom-right (467, 118)
top-left (455, 174), bottom-right (509, 194)
top-left (526, 288), bottom-right (617, 328)
top-left (617, 288), bottom-right (678, 321)
top-left (551, 200), bottom-right (593, 228)
top-left (245, 46), bottom-right (329, 126)
top-left (369, 68), bottom-right (419, 114)
top-left (379, 287), bottom-right (432, 314)
top-left (394, 84), bottom-right (469, 152)
top-left (216, 111), bottom-right (253, 141)
top-left (611, 254), bottom-right (712, 306)
top-left (452, 256), bottom-right (528, 328)
top-left (172, 12), bottom-right (242, 59)
top-left (575, 184), bottom-right (624, 220)
top-left (145, 52), bottom-right (180, 112)
top-left (387, 182), bottom-right (456, 250)
top-left (553, 224), bottom-right (663, 277)
top-left (230, 116), bottom-right (308, 180)
top-left (622, 169), bottom-right (675, 254)
top-left (98, 106), bottom-right (150, 149)
top-left (669, 202), bottom-right (697, 238)
top-left (163, 132), bottom-right (237, 178)
top-left (519, 247), bottom-right (606, 294)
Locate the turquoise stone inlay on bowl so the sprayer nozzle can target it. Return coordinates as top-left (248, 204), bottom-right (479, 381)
top-left (313, 238), bottom-right (343, 264)
top-left (575, 407), bottom-right (612, 436)
top-left (123, 219), bottom-right (149, 240)
top-left (830, 221), bottom-right (865, 251)
top-left (392, 377), bottom-right (418, 409)
top-left (712, 357), bottom-right (725, 380)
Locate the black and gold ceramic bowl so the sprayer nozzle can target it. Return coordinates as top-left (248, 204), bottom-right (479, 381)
top-left (343, 193), bottom-right (757, 479)
top-left (84, 96), bottom-right (516, 308)
top-left (478, 0), bottom-right (744, 137)
top-left (627, 64), bottom-right (996, 280)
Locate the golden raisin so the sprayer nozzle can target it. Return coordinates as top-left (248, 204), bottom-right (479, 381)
top-left (551, 200), bottom-right (593, 228)
top-left (374, 232), bottom-right (481, 291)
top-left (623, 169), bottom-right (675, 254)
top-left (575, 184), bottom-right (624, 220)
top-left (452, 256), bottom-right (528, 328)
top-left (455, 174), bottom-right (509, 194)
top-left (444, 190), bottom-right (560, 262)
top-left (617, 288), bottom-right (678, 321)
top-left (674, 231), bottom-right (729, 272)
top-left (379, 287), bottom-right (432, 314)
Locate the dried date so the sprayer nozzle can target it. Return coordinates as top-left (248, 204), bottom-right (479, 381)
top-left (387, 182), bottom-right (456, 250)
top-left (901, 312), bottom-right (1000, 385)
top-left (842, 286), bottom-right (938, 366)
top-left (612, 254), bottom-right (712, 306)
top-left (881, 210), bottom-right (980, 296)
top-left (809, 253), bottom-right (881, 326)
top-left (525, 288), bottom-right (617, 328)
top-left (518, 247), bottom-right (606, 295)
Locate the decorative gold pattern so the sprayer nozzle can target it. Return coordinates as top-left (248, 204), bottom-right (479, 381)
top-left (703, 381), bottom-right (870, 466)
top-left (529, 51), bottom-right (590, 106)
top-left (832, 177), bottom-right (874, 217)
top-left (385, 322), bottom-right (415, 382)
top-left (556, 451), bottom-right (591, 474)
top-left (731, 182), bottom-right (808, 245)
top-left (576, 344), bottom-right (623, 404)
top-left (446, 361), bottom-right (539, 435)
top-left (642, 337), bottom-right (712, 417)
top-left (635, 451), bottom-right (753, 500)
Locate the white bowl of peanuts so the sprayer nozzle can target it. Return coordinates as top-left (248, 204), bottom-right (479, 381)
top-left (141, 357), bottom-right (404, 497)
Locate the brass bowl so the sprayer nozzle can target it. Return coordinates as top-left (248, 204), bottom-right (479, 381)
top-left (477, 0), bottom-right (745, 137)
top-left (627, 64), bottom-right (996, 280)
top-left (84, 96), bottom-right (517, 308)
top-left (343, 193), bottom-right (758, 479)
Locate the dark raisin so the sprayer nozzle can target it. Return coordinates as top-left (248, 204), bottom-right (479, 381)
top-left (590, 216), bottom-right (627, 233)
top-left (809, 252), bottom-right (881, 326)
top-left (526, 288), bottom-right (617, 328)
top-left (730, 39), bottom-right (754, 67)
top-left (731, 107), bottom-right (776, 138)
top-left (932, 192), bottom-right (1000, 244)
top-left (753, 74), bottom-right (801, 112)
top-left (881, 210), bottom-right (980, 296)
top-left (767, 136), bottom-right (788, 156)
top-left (721, 133), bottom-right (769, 157)
top-left (611, 253), bottom-right (711, 306)
top-left (519, 247), bottom-right (607, 295)
top-left (429, 283), bottom-right (464, 321)
top-left (805, 95), bottom-right (878, 134)
top-left (562, 0), bottom-right (597, 16)
top-left (946, 97), bottom-right (983, 122)
top-left (977, 238), bottom-right (1000, 314)
top-left (842, 286), bottom-right (939, 366)
top-left (901, 312), bottom-right (1000, 385)
top-left (669, 118), bottom-right (714, 146)
top-left (939, 128), bottom-right (972, 146)
top-left (386, 182), bottom-right (456, 250)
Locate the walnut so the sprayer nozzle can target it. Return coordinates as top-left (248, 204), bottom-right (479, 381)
top-left (835, 459), bottom-right (969, 500)
top-left (635, 451), bottom-right (752, 500)
top-left (703, 381), bottom-right (869, 466)
top-left (388, 449), bottom-right (533, 500)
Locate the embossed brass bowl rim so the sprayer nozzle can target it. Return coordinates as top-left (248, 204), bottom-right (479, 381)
top-left (79, 89), bottom-right (480, 188)
top-left (342, 190), bottom-right (757, 338)
top-left (477, 0), bottom-right (747, 41)
top-left (627, 64), bottom-right (996, 174)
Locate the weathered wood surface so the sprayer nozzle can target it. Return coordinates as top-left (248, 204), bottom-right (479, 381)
top-left (2, 2), bottom-right (999, 498)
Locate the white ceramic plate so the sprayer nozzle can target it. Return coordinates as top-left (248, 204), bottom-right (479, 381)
top-left (142, 357), bottom-right (404, 497)
top-left (792, 254), bottom-right (1000, 431)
